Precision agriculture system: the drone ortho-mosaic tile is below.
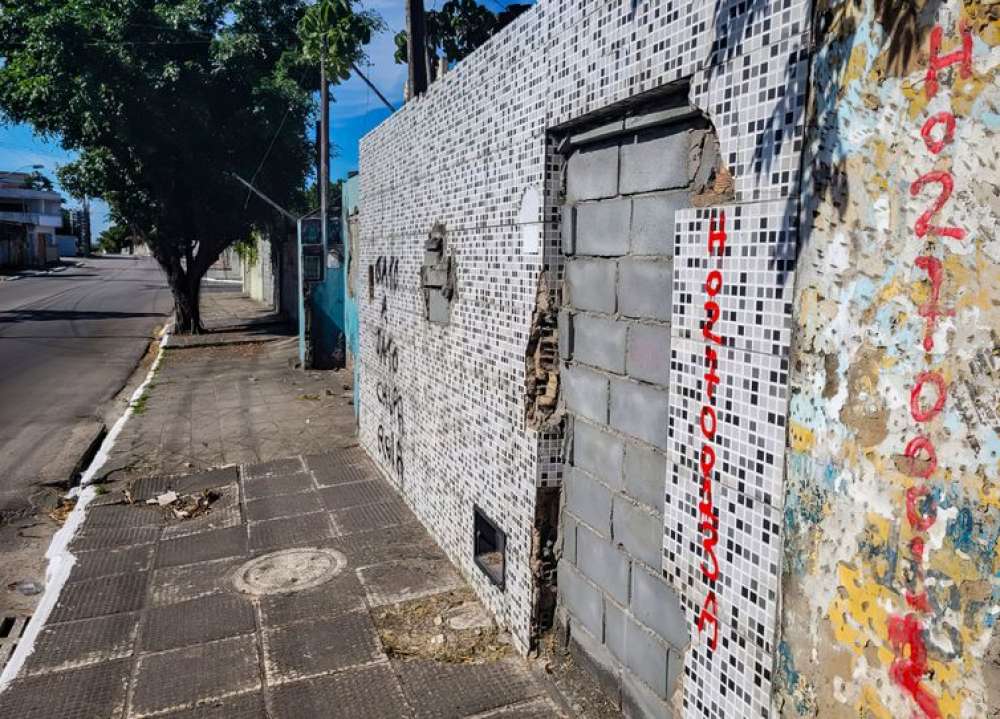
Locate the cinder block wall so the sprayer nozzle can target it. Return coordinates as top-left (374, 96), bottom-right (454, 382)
top-left (557, 114), bottom-right (707, 718)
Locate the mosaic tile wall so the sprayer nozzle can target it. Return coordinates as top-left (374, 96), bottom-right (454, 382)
top-left (357, 0), bottom-right (811, 699)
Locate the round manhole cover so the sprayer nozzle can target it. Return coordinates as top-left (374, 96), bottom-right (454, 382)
top-left (233, 548), bottom-right (346, 595)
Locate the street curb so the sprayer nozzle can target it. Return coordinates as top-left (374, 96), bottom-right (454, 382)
top-left (0, 324), bottom-right (173, 693)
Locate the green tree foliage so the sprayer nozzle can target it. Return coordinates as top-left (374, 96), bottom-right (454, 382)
top-left (97, 224), bottom-right (132, 254)
top-left (298, 0), bottom-right (383, 78)
top-left (0, 0), bottom-right (368, 333)
top-left (394, 1), bottom-right (531, 68)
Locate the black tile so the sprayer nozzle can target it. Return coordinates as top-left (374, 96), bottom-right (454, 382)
top-left (156, 526), bottom-right (247, 568)
top-left (269, 663), bottom-right (410, 719)
top-left (0, 659), bottom-right (130, 719)
top-left (140, 593), bottom-right (255, 652)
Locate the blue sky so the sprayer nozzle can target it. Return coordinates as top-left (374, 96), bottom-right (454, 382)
top-left (0, 0), bottom-right (528, 237)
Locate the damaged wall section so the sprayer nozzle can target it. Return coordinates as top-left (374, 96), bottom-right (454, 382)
top-left (780, 1), bottom-right (1000, 717)
top-left (554, 96), bottom-right (724, 717)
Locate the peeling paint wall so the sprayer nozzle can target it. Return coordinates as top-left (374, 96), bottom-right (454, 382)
top-left (781, 1), bottom-right (1000, 716)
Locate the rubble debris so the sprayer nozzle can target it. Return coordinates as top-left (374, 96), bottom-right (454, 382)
top-left (8, 580), bottom-right (42, 596)
top-left (373, 587), bottom-right (511, 664)
top-left (47, 497), bottom-right (77, 524)
top-left (148, 491), bottom-right (178, 506)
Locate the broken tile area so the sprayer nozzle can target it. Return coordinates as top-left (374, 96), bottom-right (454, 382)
top-left (372, 587), bottom-right (512, 664)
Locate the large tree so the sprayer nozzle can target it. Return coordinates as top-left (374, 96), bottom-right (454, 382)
top-left (0, 1), bottom-right (335, 332)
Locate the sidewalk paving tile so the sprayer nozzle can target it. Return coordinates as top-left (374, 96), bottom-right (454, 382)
top-left (22, 612), bottom-right (139, 675)
top-left (333, 499), bottom-right (415, 534)
top-left (49, 571), bottom-right (149, 622)
top-left (130, 635), bottom-right (261, 717)
top-left (261, 611), bottom-right (382, 684)
top-left (139, 593), bottom-right (255, 652)
top-left (248, 512), bottom-right (335, 554)
top-left (392, 659), bottom-right (545, 719)
top-left (244, 457), bottom-right (304, 480)
top-left (155, 525), bottom-right (247, 568)
top-left (268, 662), bottom-right (412, 719)
top-left (70, 526), bottom-right (161, 552)
top-left (153, 691), bottom-right (267, 719)
top-left (357, 559), bottom-right (464, 608)
top-left (149, 557), bottom-right (245, 606)
top-left (257, 573), bottom-right (366, 628)
top-left (84, 504), bottom-right (166, 529)
top-left (66, 544), bottom-right (155, 583)
top-left (243, 471), bottom-right (315, 501)
top-left (330, 522), bottom-right (446, 567)
top-left (318, 480), bottom-right (395, 509)
top-left (246, 490), bottom-right (325, 522)
top-left (0, 658), bottom-right (130, 719)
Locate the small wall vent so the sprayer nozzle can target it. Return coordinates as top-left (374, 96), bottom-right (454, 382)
top-left (473, 506), bottom-right (506, 590)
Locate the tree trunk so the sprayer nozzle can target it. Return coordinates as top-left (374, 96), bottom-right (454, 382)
top-left (167, 267), bottom-right (203, 334)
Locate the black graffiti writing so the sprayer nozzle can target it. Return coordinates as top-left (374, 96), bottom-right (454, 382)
top-left (377, 424), bottom-right (404, 479)
top-left (375, 327), bottom-right (399, 374)
top-left (374, 256), bottom-right (399, 291)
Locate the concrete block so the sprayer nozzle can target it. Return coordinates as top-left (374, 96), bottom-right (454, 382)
top-left (622, 666), bottom-right (674, 719)
top-left (561, 513), bottom-right (578, 565)
top-left (567, 139), bottom-right (620, 202)
top-left (427, 291), bottom-right (451, 324)
top-left (574, 314), bottom-right (627, 374)
top-left (565, 467), bottom-right (612, 537)
top-left (620, 126), bottom-right (689, 195)
top-left (624, 616), bottom-right (670, 698)
top-left (559, 309), bottom-right (574, 361)
top-left (563, 364), bottom-right (609, 425)
top-left (624, 443), bottom-right (667, 511)
top-left (574, 419), bottom-right (624, 491)
top-left (558, 562), bottom-right (604, 640)
top-left (566, 258), bottom-right (616, 314)
top-left (626, 322), bottom-right (670, 386)
top-left (617, 258), bottom-right (672, 321)
top-left (630, 191), bottom-right (687, 256)
top-left (574, 200), bottom-right (631, 256)
top-left (610, 378), bottom-right (669, 450)
top-left (569, 622), bottom-right (622, 707)
top-left (613, 497), bottom-right (663, 570)
top-left (630, 565), bottom-right (688, 650)
top-left (577, 523), bottom-right (630, 605)
top-left (604, 599), bottom-right (626, 663)
top-left (561, 205), bottom-right (575, 255)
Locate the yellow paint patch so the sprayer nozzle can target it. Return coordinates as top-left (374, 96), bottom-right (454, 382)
top-left (828, 562), bottom-right (894, 656)
top-left (859, 686), bottom-right (893, 719)
top-left (929, 545), bottom-right (981, 584)
top-left (790, 422), bottom-right (815, 452)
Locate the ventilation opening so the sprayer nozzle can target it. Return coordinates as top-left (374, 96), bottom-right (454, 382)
top-left (473, 506), bottom-right (506, 590)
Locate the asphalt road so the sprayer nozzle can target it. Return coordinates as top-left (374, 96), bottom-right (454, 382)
top-left (0, 255), bottom-right (172, 505)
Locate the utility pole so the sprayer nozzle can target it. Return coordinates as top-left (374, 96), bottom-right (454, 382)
top-left (320, 39), bottom-right (329, 261)
top-left (406, 0), bottom-right (428, 97)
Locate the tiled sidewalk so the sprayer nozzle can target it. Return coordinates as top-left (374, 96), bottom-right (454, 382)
top-left (0, 449), bottom-right (566, 718)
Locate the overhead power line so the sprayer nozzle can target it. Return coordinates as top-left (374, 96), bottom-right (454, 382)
top-left (350, 63), bottom-right (396, 112)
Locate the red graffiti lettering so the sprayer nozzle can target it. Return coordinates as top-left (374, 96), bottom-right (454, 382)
top-left (708, 212), bottom-right (727, 256)
top-left (911, 171), bottom-right (966, 241)
top-left (700, 405), bottom-right (717, 440)
top-left (925, 23), bottom-right (973, 100)
top-left (915, 256), bottom-right (953, 352)
top-left (906, 485), bottom-right (938, 532)
top-left (700, 443), bottom-right (716, 479)
top-left (910, 372), bottom-right (947, 423)
top-left (920, 112), bottom-right (956, 155)
top-left (697, 593), bottom-right (720, 651)
top-left (705, 346), bottom-right (720, 402)
top-left (703, 301), bottom-right (723, 344)
top-left (888, 614), bottom-right (942, 719)
top-left (901, 436), bottom-right (939, 480)
top-left (700, 520), bottom-right (720, 582)
top-left (705, 269), bottom-right (723, 296)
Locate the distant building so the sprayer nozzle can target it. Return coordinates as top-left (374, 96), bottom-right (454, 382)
top-left (0, 172), bottom-right (64, 268)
